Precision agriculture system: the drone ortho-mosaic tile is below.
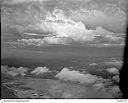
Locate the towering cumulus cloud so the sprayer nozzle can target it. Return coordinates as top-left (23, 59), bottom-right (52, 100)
top-left (9, 8), bottom-right (124, 47)
top-left (33, 8), bottom-right (96, 41)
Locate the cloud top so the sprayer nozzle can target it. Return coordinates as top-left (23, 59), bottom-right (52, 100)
top-left (31, 66), bottom-right (50, 75)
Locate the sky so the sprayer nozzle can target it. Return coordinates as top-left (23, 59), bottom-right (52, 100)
top-left (1, 0), bottom-right (127, 33)
top-left (1, 0), bottom-right (127, 59)
top-left (1, 1), bottom-right (125, 98)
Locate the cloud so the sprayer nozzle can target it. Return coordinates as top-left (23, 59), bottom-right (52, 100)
top-left (1, 65), bottom-right (28, 77)
top-left (8, 8), bottom-right (124, 47)
top-left (106, 67), bottom-right (119, 74)
top-left (2, 0), bottom-right (126, 36)
top-left (31, 66), bottom-right (50, 75)
top-left (2, 0), bottom-right (50, 4)
top-left (1, 65), bottom-right (122, 98)
top-left (112, 75), bottom-right (119, 83)
top-left (104, 59), bottom-right (123, 67)
top-left (92, 82), bottom-right (104, 90)
top-left (112, 86), bottom-right (122, 98)
top-left (71, 7), bottom-right (126, 33)
top-left (55, 67), bottom-right (98, 84)
top-left (89, 63), bottom-right (98, 66)
top-left (55, 67), bottom-right (121, 96)
top-left (1, 65), bottom-right (51, 76)
top-left (38, 8), bottom-right (96, 41)
top-left (10, 37), bottom-right (68, 47)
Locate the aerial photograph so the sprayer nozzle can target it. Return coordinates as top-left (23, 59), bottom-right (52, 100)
top-left (1, 0), bottom-right (127, 99)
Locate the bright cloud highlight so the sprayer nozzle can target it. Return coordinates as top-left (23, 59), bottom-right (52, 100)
top-left (106, 67), bottom-right (119, 74)
top-left (31, 66), bottom-right (50, 75)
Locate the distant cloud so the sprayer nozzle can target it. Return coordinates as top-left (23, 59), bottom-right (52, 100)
top-left (31, 66), bottom-right (50, 75)
top-left (8, 8), bottom-right (124, 47)
top-left (2, 0), bottom-right (126, 33)
top-left (1, 65), bottom-right (28, 76)
top-left (71, 7), bottom-right (126, 33)
top-left (106, 67), bottom-right (119, 74)
top-left (89, 63), bottom-right (98, 66)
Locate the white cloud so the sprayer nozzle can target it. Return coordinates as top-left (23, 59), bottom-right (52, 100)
top-left (37, 9), bottom-right (96, 41)
top-left (71, 7), bottom-right (126, 33)
top-left (11, 37), bottom-right (68, 47)
top-left (89, 63), bottom-right (98, 66)
top-left (31, 66), bottom-right (50, 75)
top-left (1, 65), bottom-right (28, 77)
top-left (8, 8), bottom-right (124, 47)
top-left (55, 67), bottom-right (98, 84)
top-left (106, 67), bottom-right (119, 74)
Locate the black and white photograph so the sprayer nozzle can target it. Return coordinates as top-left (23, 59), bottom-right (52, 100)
top-left (1, 0), bottom-right (128, 99)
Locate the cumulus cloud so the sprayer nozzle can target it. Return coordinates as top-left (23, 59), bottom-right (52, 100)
top-left (31, 66), bottom-right (50, 75)
top-left (71, 6), bottom-right (126, 33)
top-left (39, 9), bottom-right (123, 41)
top-left (89, 63), bottom-right (98, 66)
top-left (1, 65), bottom-right (28, 77)
top-left (55, 67), bottom-right (98, 84)
top-left (38, 9), bottom-right (96, 41)
top-left (7, 8), bottom-right (124, 47)
top-left (106, 67), bottom-right (119, 74)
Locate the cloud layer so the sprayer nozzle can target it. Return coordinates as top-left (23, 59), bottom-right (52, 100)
top-left (1, 64), bottom-right (122, 98)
